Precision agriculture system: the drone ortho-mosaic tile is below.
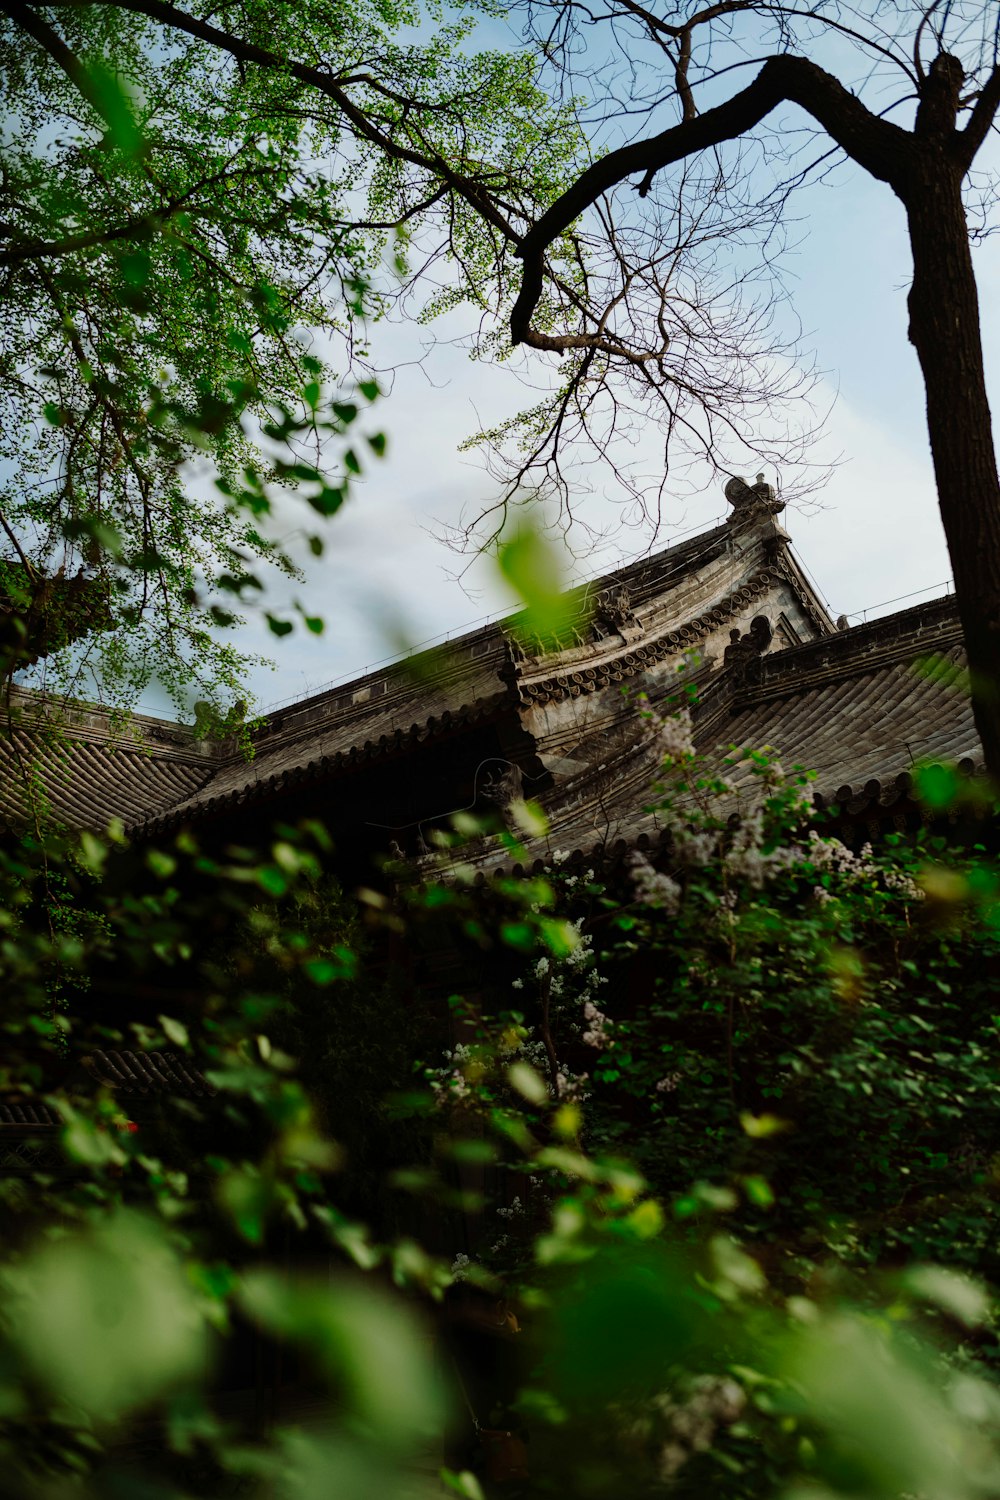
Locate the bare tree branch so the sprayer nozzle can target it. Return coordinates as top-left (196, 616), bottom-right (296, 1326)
top-left (956, 61), bottom-right (1000, 167)
top-left (512, 52), bottom-right (913, 348)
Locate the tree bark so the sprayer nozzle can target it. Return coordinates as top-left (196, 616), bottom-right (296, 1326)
top-left (901, 158), bottom-right (1000, 780)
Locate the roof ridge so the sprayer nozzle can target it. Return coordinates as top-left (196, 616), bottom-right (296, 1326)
top-left (734, 594), bottom-right (961, 705)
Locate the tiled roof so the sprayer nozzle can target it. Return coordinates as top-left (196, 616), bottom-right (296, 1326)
top-left (0, 689), bottom-right (217, 833)
top-left (464, 595), bottom-right (977, 874)
top-left (724, 644), bottom-right (972, 795)
top-left (85, 1049), bottom-right (215, 1098)
top-left (0, 727), bottom-right (214, 832)
top-left (709, 596), bottom-right (973, 797)
top-left (0, 1049), bottom-right (215, 1133)
top-left (142, 513), bottom-right (831, 833)
top-left (141, 690), bottom-right (513, 833)
top-left (0, 524), bottom-right (952, 850)
top-left (0, 1100), bottom-right (61, 1127)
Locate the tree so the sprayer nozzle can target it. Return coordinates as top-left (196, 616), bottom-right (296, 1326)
top-left (0, 0), bottom-right (582, 715)
top-left (6, 5), bottom-right (1000, 775)
top-left (504, 1), bottom-right (1000, 776)
top-left (0, 0), bottom-right (815, 719)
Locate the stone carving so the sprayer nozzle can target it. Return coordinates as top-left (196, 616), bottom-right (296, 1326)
top-left (481, 761), bottom-right (525, 832)
top-left (724, 472), bottom-right (785, 519)
top-left (519, 568), bottom-right (781, 707)
top-left (591, 583), bottom-right (640, 641)
top-left (481, 761), bottom-right (524, 808)
top-left (723, 615), bottom-right (773, 685)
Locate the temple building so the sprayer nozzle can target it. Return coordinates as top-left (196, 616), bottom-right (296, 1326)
top-left (0, 475), bottom-right (977, 866)
top-left (0, 473), bottom-right (980, 1197)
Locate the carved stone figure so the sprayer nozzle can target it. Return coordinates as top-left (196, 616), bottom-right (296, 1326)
top-left (481, 761), bottom-right (523, 806)
top-left (591, 583), bottom-right (640, 641)
top-left (723, 615), bottom-right (773, 685)
top-left (481, 761), bottom-right (526, 833)
top-left (724, 472), bottom-right (785, 520)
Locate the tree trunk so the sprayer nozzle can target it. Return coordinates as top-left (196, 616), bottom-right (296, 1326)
top-left (904, 161), bottom-right (1000, 783)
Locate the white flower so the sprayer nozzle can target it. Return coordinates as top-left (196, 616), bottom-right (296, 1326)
top-left (581, 998), bottom-right (611, 1049)
top-left (673, 829), bottom-right (719, 867)
top-left (647, 706), bottom-right (694, 760)
top-left (555, 1069), bottom-right (589, 1100)
top-left (629, 851), bottom-right (681, 913)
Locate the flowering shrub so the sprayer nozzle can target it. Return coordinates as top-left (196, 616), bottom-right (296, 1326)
top-left (2, 685), bottom-right (999, 1499)
top-left (406, 703), bottom-right (1000, 1497)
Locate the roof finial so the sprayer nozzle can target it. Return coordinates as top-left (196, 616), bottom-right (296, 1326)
top-left (724, 471), bottom-right (784, 521)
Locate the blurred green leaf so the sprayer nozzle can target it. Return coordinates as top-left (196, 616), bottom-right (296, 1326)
top-left (546, 1248), bottom-right (696, 1401)
top-left (442, 1469), bottom-right (486, 1499)
top-left (498, 521), bottom-right (579, 649)
top-left (790, 1313), bottom-right (990, 1499)
top-left (903, 1265), bottom-right (991, 1329)
top-left (4, 1213), bottom-right (206, 1421)
top-left (508, 1060), bottom-right (549, 1104)
top-left (87, 62), bottom-right (145, 158)
top-left (915, 761), bottom-right (960, 810)
top-left (238, 1273), bottom-right (441, 1445)
top-left (158, 1013), bottom-right (189, 1048)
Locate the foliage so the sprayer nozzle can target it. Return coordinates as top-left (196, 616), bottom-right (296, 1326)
top-left (209, 879), bottom-right (438, 1228)
top-left (6, 11), bottom-right (1000, 1498)
top-left (0, 814), bottom-right (454, 1496)
top-left (2, 672), bottom-right (1000, 1498)
top-left (410, 697), bottom-right (1000, 1494)
top-left (0, 0), bottom-right (583, 715)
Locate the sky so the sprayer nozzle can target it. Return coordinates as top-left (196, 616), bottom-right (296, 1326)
top-left (132, 16), bottom-right (1000, 721)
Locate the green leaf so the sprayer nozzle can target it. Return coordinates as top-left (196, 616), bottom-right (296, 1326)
top-left (442, 1471), bottom-right (485, 1500)
top-left (5, 1213), bottom-right (205, 1420)
top-left (119, 249), bottom-right (150, 287)
top-left (739, 1111), bottom-right (791, 1139)
top-left (498, 520), bottom-right (578, 649)
top-left (501, 921), bottom-right (535, 951)
top-left (158, 1014), bottom-right (189, 1049)
top-left (217, 1170), bottom-right (270, 1244)
top-left (510, 798), bottom-right (549, 839)
top-left (508, 1060), bottom-right (549, 1104)
top-left (903, 1265), bottom-right (990, 1328)
top-left (304, 955), bottom-right (352, 985)
top-left (78, 830), bottom-right (107, 875)
top-left (237, 1273), bottom-right (441, 1444)
top-left (915, 761), bottom-right (960, 810)
top-left (538, 916), bottom-right (580, 959)
top-left (741, 1174), bottom-right (775, 1209)
top-left (86, 62), bottom-right (145, 158)
top-left (309, 486), bottom-right (345, 517)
